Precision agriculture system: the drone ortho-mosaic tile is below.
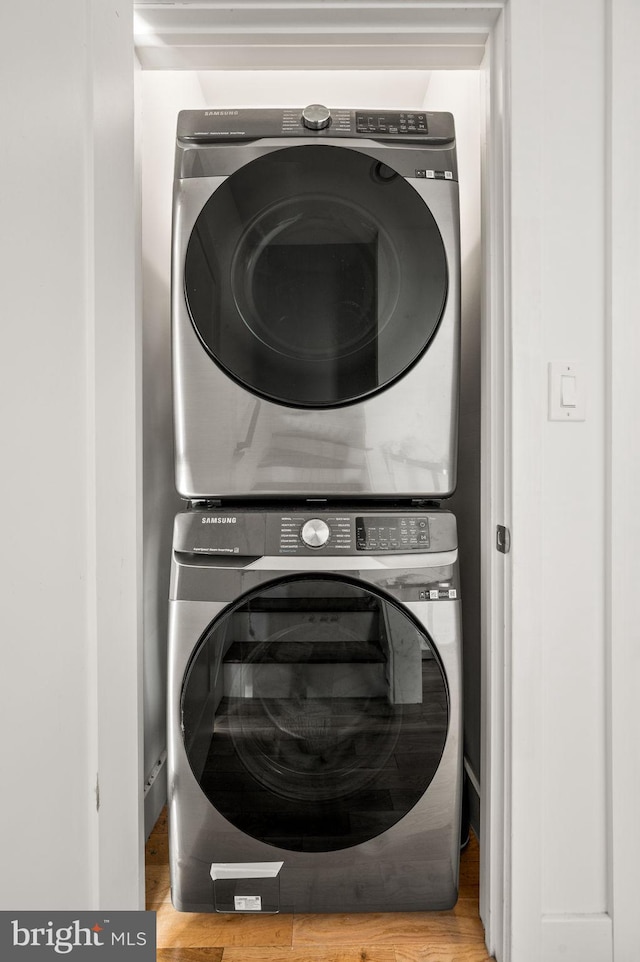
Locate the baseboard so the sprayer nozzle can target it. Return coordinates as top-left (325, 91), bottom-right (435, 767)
top-left (144, 750), bottom-right (167, 839)
top-left (541, 914), bottom-right (612, 962)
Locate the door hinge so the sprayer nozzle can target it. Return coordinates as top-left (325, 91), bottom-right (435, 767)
top-left (496, 525), bottom-right (511, 554)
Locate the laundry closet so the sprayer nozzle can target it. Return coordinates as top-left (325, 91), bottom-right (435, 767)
top-left (140, 68), bottom-right (483, 911)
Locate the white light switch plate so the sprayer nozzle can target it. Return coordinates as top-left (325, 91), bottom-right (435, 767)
top-left (548, 361), bottom-right (586, 421)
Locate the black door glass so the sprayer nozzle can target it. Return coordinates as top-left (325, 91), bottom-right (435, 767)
top-left (184, 145), bottom-right (448, 408)
top-left (181, 575), bottom-right (449, 853)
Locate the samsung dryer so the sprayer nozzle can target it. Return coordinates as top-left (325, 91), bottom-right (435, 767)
top-left (167, 506), bottom-right (463, 913)
top-left (172, 106), bottom-right (461, 499)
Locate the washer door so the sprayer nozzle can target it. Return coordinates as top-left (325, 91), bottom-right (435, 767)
top-left (184, 145), bottom-right (448, 408)
top-left (181, 574), bottom-right (449, 853)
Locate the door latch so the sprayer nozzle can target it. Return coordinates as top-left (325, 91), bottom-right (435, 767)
top-left (496, 525), bottom-right (511, 554)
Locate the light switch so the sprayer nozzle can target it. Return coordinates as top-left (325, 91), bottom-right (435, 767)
top-left (560, 374), bottom-right (577, 407)
top-left (548, 361), bottom-right (586, 421)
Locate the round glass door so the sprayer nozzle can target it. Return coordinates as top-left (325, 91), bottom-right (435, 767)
top-left (184, 145), bottom-right (448, 408)
top-left (181, 575), bottom-right (449, 853)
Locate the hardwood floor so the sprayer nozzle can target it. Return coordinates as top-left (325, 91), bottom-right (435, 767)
top-left (146, 808), bottom-right (494, 961)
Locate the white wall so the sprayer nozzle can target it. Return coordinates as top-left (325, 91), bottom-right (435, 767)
top-left (539, 0), bottom-right (607, 913)
top-left (608, 6), bottom-right (640, 960)
top-left (0, 0), bottom-right (142, 910)
top-left (508, 0), bottom-right (610, 956)
top-left (0, 1), bottom-right (96, 907)
top-left (192, 69), bottom-right (432, 107)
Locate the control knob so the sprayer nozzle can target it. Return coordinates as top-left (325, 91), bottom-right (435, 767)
top-left (301, 518), bottom-right (330, 548)
top-left (301, 104), bottom-right (331, 130)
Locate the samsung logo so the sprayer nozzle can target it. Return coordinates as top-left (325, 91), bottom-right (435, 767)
top-left (201, 517), bottom-right (237, 524)
top-left (204, 110), bottom-right (239, 116)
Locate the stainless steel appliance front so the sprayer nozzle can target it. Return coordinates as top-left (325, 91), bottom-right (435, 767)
top-left (172, 107), bottom-right (461, 499)
top-left (167, 507), bottom-right (463, 913)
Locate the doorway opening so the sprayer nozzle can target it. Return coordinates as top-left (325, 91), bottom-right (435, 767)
top-left (134, 7), bottom-right (509, 958)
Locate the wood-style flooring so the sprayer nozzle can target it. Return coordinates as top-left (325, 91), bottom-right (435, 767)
top-left (146, 808), bottom-right (494, 961)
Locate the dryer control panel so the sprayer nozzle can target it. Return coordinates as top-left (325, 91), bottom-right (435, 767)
top-left (177, 106), bottom-right (455, 145)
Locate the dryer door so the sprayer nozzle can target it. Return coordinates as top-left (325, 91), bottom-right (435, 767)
top-left (181, 574), bottom-right (449, 853)
top-left (183, 144), bottom-right (448, 408)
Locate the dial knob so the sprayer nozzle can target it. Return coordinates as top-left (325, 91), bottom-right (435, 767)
top-left (301, 518), bottom-right (330, 548)
top-left (301, 104), bottom-right (331, 130)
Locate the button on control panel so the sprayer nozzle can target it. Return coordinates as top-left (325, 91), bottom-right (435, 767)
top-left (301, 518), bottom-right (330, 548)
top-left (301, 104), bottom-right (332, 130)
top-left (356, 112), bottom-right (428, 135)
top-left (356, 516), bottom-right (430, 551)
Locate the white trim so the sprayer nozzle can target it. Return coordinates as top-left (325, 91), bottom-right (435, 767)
top-left (606, 1), bottom-right (640, 959)
top-left (541, 915), bottom-right (613, 962)
top-left (136, 44), bottom-right (488, 71)
top-left (84, 0), bottom-right (101, 906)
top-left (479, 8), bottom-right (509, 961)
top-left (505, 1), bottom-right (545, 958)
top-left (91, 0), bottom-right (146, 908)
top-left (133, 1), bottom-right (498, 69)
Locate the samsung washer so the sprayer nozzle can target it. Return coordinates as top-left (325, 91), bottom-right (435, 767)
top-left (172, 106), bottom-right (461, 500)
top-left (167, 506), bottom-right (462, 913)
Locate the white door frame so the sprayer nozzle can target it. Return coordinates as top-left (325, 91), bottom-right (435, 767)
top-left (479, 9), bottom-right (511, 958)
top-left (91, 0), bottom-right (146, 909)
top-left (607, 2), bottom-right (640, 961)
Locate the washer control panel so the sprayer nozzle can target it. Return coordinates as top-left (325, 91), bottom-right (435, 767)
top-left (174, 509), bottom-right (456, 557)
top-left (277, 514), bottom-right (431, 554)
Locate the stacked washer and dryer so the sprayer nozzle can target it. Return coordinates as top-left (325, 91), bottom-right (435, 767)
top-left (167, 105), bottom-right (464, 914)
